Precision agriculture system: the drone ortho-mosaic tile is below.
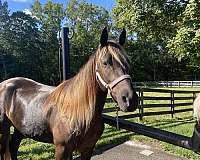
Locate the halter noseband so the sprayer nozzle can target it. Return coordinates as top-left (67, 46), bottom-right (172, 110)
top-left (96, 71), bottom-right (132, 92)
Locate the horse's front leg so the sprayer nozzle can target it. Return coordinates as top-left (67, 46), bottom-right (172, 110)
top-left (80, 145), bottom-right (95, 160)
top-left (55, 144), bottom-right (72, 160)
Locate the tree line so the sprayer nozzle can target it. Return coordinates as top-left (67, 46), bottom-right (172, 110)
top-left (0, 0), bottom-right (200, 85)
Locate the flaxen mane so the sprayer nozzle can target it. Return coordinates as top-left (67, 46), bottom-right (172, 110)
top-left (44, 41), bottom-right (129, 131)
top-left (45, 54), bottom-right (97, 131)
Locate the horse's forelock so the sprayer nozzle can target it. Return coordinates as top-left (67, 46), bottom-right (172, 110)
top-left (97, 41), bottom-right (130, 70)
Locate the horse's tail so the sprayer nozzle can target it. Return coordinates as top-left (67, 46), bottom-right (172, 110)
top-left (193, 94), bottom-right (200, 122)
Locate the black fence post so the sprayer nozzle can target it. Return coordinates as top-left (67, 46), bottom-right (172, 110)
top-left (171, 90), bottom-right (175, 118)
top-left (139, 88), bottom-right (144, 120)
top-left (138, 89), bottom-right (141, 120)
top-left (62, 27), bottom-right (70, 80)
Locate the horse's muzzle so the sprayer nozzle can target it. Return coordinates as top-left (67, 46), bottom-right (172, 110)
top-left (117, 89), bottom-right (138, 112)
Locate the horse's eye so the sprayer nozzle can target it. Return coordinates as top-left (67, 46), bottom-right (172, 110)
top-left (103, 60), bottom-right (108, 66)
top-left (102, 56), bottom-right (112, 66)
top-left (108, 57), bottom-right (113, 65)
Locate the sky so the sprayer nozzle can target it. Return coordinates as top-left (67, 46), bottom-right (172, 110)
top-left (5, 0), bottom-right (116, 13)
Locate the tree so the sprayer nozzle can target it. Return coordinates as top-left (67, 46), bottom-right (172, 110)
top-left (32, 1), bottom-right (65, 84)
top-left (32, 0), bottom-right (110, 79)
top-left (0, 0), bottom-right (9, 51)
top-left (113, 0), bottom-right (186, 43)
top-left (0, 0), bottom-right (11, 80)
top-left (0, 0), bottom-right (9, 31)
top-left (1, 12), bottom-right (43, 80)
top-left (112, 0), bottom-right (197, 81)
top-left (167, 0), bottom-right (200, 68)
top-left (65, 0), bottom-right (111, 74)
top-left (32, 0), bottom-right (64, 33)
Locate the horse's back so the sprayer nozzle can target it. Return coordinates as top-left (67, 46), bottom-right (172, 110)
top-left (0, 77), bottom-right (54, 110)
top-left (0, 77), bottom-right (54, 91)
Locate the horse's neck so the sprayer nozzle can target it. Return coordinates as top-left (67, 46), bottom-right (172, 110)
top-left (94, 86), bottom-right (108, 115)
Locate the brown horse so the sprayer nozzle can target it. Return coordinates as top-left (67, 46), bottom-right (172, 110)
top-left (0, 28), bottom-right (138, 160)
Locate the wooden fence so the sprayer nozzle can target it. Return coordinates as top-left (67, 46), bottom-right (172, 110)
top-left (133, 81), bottom-right (200, 88)
top-left (104, 88), bottom-right (200, 120)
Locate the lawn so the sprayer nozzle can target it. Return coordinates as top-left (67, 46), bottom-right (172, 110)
top-left (17, 88), bottom-right (200, 159)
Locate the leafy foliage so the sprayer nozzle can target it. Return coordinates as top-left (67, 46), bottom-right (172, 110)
top-left (113, 0), bottom-right (200, 80)
top-left (66, 0), bottom-right (110, 74)
top-left (167, 0), bottom-right (200, 67)
top-left (31, 1), bottom-right (65, 84)
top-left (1, 0), bottom-right (200, 83)
top-left (113, 0), bottom-right (185, 42)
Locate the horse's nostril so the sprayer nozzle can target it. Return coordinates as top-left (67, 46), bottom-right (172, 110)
top-left (122, 96), bottom-right (127, 103)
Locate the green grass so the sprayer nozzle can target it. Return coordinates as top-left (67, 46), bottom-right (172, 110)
top-left (17, 88), bottom-right (200, 159)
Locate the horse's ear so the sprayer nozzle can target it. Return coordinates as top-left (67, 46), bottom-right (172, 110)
top-left (100, 27), bottom-right (108, 47)
top-left (119, 28), bottom-right (126, 46)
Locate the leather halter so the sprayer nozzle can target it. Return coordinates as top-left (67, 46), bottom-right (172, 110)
top-left (96, 71), bottom-right (132, 92)
top-left (96, 66), bottom-right (132, 131)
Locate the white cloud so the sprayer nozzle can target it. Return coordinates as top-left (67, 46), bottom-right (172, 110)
top-left (23, 9), bottom-right (32, 15)
top-left (23, 8), bottom-right (39, 20)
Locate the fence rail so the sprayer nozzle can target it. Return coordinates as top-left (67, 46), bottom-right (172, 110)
top-left (133, 81), bottom-right (200, 88)
top-left (105, 88), bottom-right (200, 120)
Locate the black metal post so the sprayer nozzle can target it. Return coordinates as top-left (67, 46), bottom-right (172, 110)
top-left (62, 27), bottom-right (70, 80)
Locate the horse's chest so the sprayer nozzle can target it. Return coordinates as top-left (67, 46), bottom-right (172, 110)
top-left (76, 120), bottom-right (104, 151)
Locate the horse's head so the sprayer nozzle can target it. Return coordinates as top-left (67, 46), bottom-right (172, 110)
top-left (95, 27), bottom-right (138, 112)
